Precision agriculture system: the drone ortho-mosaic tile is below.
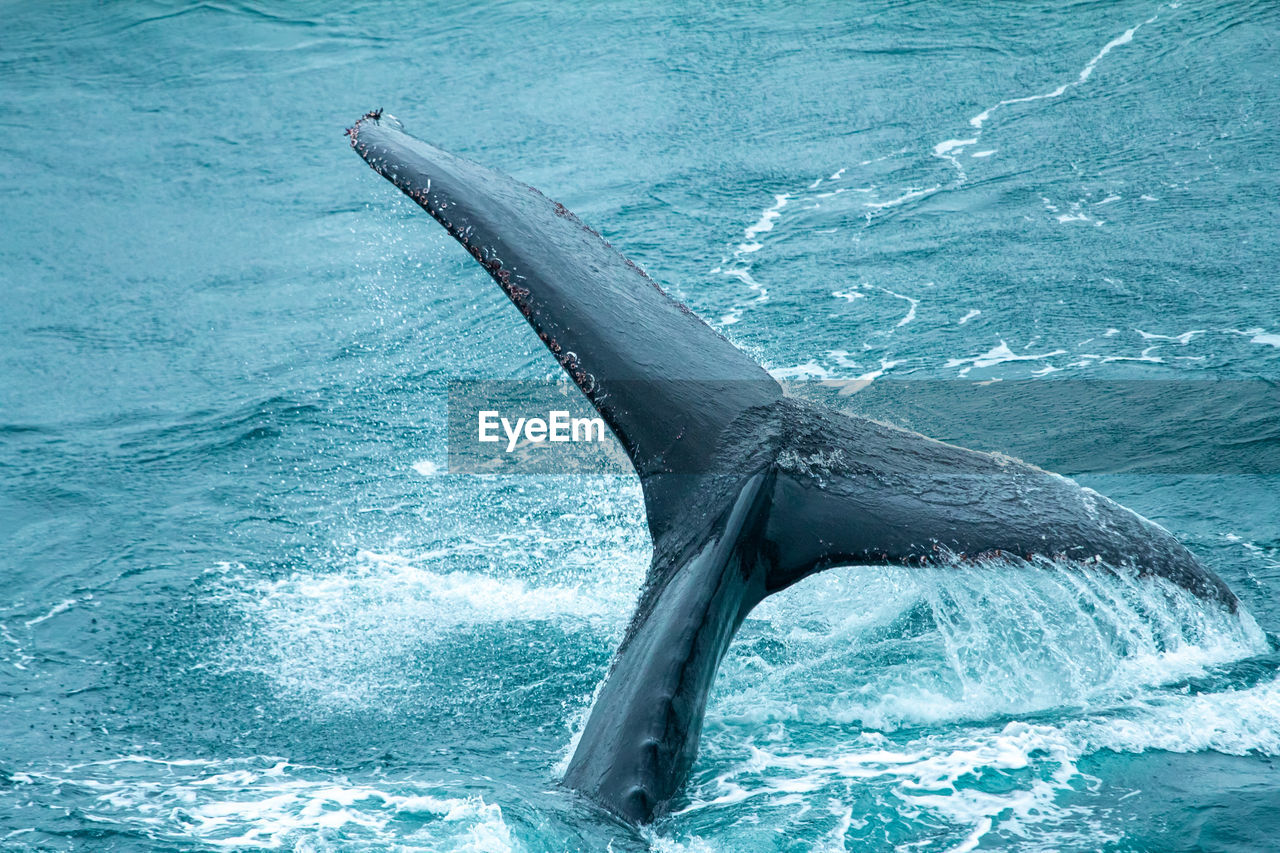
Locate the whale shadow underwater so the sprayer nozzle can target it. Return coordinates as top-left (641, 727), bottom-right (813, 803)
top-left (346, 110), bottom-right (1238, 825)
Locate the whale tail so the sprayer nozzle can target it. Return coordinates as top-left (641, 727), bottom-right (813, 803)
top-left (348, 111), bottom-right (782, 539)
top-left (349, 112), bottom-right (1238, 824)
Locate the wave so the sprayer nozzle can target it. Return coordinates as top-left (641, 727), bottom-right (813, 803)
top-left (3, 756), bottom-right (516, 852)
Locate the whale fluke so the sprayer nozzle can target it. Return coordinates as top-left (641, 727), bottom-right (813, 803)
top-left (348, 111), bottom-right (1239, 825)
top-left (348, 111), bottom-right (781, 541)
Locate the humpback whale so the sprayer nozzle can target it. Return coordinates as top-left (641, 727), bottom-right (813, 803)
top-left (347, 111), bottom-right (1239, 825)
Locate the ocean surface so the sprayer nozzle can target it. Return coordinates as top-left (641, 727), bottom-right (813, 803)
top-left (2, 1), bottom-right (1278, 850)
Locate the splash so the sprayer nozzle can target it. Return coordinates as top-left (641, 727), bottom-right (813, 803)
top-left (661, 560), bottom-right (1270, 851)
top-left (5, 756), bottom-right (517, 852)
top-left (216, 545), bottom-right (643, 710)
top-left (719, 560), bottom-right (1265, 728)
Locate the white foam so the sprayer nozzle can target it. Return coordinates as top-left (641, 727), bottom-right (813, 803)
top-left (680, 559), bottom-right (1268, 850)
top-left (865, 185), bottom-right (941, 210)
top-left (411, 459), bottom-right (440, 476)
top-left (878, 287), bottom-right (918, 328)
top-left (936, 137), bottom-right (972, 156)
top-left (1135, 328), bottom-right (1204, 345)
top-left (943, 341), bottom-right (1067, 376)
top-left (1051, 199), bottom-right (1104, 226)
top-left (831, 281), bottom-right (919, 347)
top-left (933, 138), bottom-right (977, 157)
top-left (822, 351), bottom-right (900, 383)
top-left (770, 350), bottom-right (903, 385)
top-left (712, 194), bottom-right (790, 325)
top-left (6, 756), bottom-right (516, 851)
top-left (957, 309), bottom-right (981, 325)
top-left (24, 597), bottom-right (79, 627)
top-left (1073, 678), bottom-right (1280, 756)
top-left (969, 15), bottom-right (1154, 130)
top-left (932, 137), bottom-right (979, 180)
top-left (1100, 344), bottom-right (1164, 364)
top-left (648, 833), bottom-right (722, 853)
top-left (682, 722), bottom-right (1113, 852)
top-left (1251, 331), bottom-right (1280, 348)
top-left (800, 564), bottom-right (1249, 724)
top-left (744, 194), bottom-right (789, 241)
top-left (855, 358), bottom-right (899, 382)
top-left (0, 620), bottom-right (35, 670)
top-left (712, 265), bottom-right (768, 326)
top-left (769, 362), bottom-right (835, 381)
top-left (218, 547), bottom-right (641, 708)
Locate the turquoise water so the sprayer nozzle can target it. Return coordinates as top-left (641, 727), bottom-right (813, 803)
top-left (2, 1), bottom-right (1279, 850)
